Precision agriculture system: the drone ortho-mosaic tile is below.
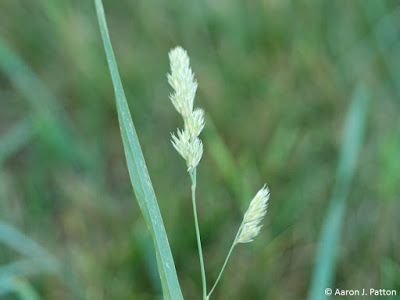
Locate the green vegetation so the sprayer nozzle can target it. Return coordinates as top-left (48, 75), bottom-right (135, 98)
top-left (0, 0), bottom-right (399, 299)
top-left (94, 1), bottom-right (183, 299)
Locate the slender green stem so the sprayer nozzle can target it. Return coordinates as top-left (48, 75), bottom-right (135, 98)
top-left (207, 224), bottom-right (243, 299)
top-left (190, 168), bottom-right (207, 300)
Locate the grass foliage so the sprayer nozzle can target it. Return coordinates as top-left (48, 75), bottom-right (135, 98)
top-left (94, 1), bottom-right (183, 299)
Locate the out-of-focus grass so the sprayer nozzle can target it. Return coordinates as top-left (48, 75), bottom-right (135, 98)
top-left (0, 0), bottom-right (399, 299)
top-left (308, 85), bottom-right (369, 300)
top-left (0, 221), bottom-right (57, 299)
top-left (0, 37), bottom-right (97, 172)
top-left (0, 277), bottom-right (42, 300)
top-left (0, 118), bottom-right (35, 166)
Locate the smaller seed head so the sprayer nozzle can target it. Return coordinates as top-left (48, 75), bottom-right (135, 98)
top-left (236, 185), bottom-right (270, 244)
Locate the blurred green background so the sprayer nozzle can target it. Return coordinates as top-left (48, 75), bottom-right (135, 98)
top-left (1, 0), bottom-right (399, 299)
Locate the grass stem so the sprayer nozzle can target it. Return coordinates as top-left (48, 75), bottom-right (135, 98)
top-left (207, 224), bottom-right (241, 299)
top-left (190, 168), bottom-right (207, 300)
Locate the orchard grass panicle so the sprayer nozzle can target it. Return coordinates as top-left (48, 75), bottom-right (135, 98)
top-left (236, 185), bottom-right (270, 244)
top-left (168, 46), bottom-right (207, 299)
top-left (168, 47), bottom-right (204, 172)
top-left (167, 46), bottom-right (271, 300)
top-left (95, 1), bottom-right (271, 298)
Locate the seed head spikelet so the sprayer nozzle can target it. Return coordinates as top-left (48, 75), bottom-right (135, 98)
top-left (186, 108), bottom-right (205, 139)
top-left (171, 131), bottom-right (203, 171)
top-left (168, 47), bottom-right (198, 119)
top-left (236, 185), bottom-right (270, 244)
top-left (168, 46), bottom-right (204, 171)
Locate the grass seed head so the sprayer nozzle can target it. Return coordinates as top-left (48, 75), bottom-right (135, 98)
top-left (168, 47), bottom-right (197, 119)
top-left (168, 47), bottom-right (204, 171)
top-left (236, 185), bottom-right (270, 244)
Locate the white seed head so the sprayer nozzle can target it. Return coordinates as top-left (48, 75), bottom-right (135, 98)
top-left (171, 130), bottom-right (203, 171)
top-left (186, 108), bottom-right (205, 139)
top-left (187, 137), bottom-right (203, 171)
top-left (171, 129), bottom-right (190, 160)
top-left (168, 46), bottom-right (204, 172)
top-left (168, 47), bottom-right (197, 119)
top-left (236, 185), bottom-right (270, 244)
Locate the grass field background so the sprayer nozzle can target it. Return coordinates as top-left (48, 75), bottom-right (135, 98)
top-left (1, 1), bottom-right (399, 299)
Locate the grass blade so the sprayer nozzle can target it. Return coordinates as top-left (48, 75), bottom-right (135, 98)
top-left (0, 259), bottom-right (59, 279)
top-left (0, 277), bottom-right (41, 300)
top-left (0, 118), bottom-right (36, 166)
top-left (94, 1), bottom-right (184, 299)
top-left (307, 84), bottom-right (369, 300)
top-left (0, 221), bottom-right (55, 259)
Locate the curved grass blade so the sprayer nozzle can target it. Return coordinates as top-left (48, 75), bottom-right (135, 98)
top-left (307, 84), bottom-right (369, 300)
top-left (0, 117), bottom-right (36, 166)
top-left (0, 277), bottom-right (41, 300)
top-left (0, 221), bottom-right (55, 259)
top-left (94, 1), bottom-right (184, 299)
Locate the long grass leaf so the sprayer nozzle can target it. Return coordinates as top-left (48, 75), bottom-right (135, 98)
top-left (94, 1), bottom-right (184, 299)
top-left (307, 84), bottom-right (369, 300)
